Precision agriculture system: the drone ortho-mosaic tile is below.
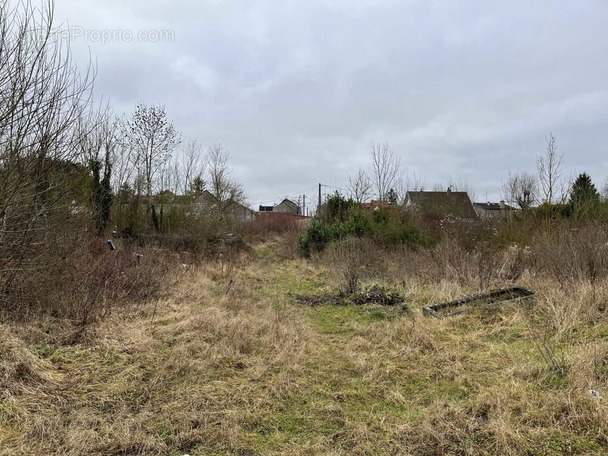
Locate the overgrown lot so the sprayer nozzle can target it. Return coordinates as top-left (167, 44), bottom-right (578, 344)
top-left (2, 227), bottom-right (608, 455)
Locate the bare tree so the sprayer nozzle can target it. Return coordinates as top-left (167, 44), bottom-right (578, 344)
top-left (537, 132), bottom-right (564, 204)
top-left (111, 135), bottom-right (136, 197)
top-left (121, 104), bottom-right (181, 199)
top-left (502, 172), bottom-right (539, 210)
top-left (370, 141), bottom-right (401, 201)
top-left (78, 105), bottom-right (117, 234)
top-left (347, 168), bottom-right (372, 203)
top-left (120, 104), bottom-right (180, 231)
top-left (176, 138), bottom-right (205, 195)
top-left (0, 0), bottom-right (95, 297)
top-left (206, 143), bottom-right (245, 216)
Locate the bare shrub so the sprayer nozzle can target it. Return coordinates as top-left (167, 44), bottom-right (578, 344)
top-left (321, 237), bottom-right (385, 293)
top-left (498, 244), bottom-right (530, 282)
top-left (1, 232), bottom-right (174, 340)
top-left (246, 213), bottom-right (309, 246)
top-left (412, 236), bottom-right (501, 290)
top-left (530, 224), bottom-right (608, 289)
top-left (277, 225), bottom-right (307, 260)
top-left (316, 229), bottom-right (509, 295)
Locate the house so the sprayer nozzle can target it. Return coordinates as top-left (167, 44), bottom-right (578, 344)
top-left (273, 198), bottom-right (300, 215)
top-left (473, 201), bottom-right (516, 219)
top-left (405, 190), bottom-right (479, 220)
top-left (230, 203), bottom-right (255, 223)
top-left (194, 190), bottom-right (254, 222)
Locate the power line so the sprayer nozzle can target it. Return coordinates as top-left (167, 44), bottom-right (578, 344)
top-left (322, 184), bottom-right (347, 192)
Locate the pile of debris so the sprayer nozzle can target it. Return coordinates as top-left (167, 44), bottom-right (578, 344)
top-left (294, 284), bottom-right (406, 308)
top-left (351, 284), bottom-right (405, 306)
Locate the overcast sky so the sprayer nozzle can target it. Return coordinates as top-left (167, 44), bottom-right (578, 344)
top-left (53, 0), bottom-right (608, 209)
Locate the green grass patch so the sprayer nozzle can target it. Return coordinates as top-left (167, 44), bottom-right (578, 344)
top-left (302, 305), bottom-right (397, 334)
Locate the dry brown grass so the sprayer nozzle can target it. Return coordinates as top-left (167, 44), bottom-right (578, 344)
top-left (0, 249), bottom-right (315, 455)
top-left (1, 234), bottom-right (608, 454)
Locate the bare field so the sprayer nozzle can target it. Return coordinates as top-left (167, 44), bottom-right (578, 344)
top-left (1, 239), bottom-right (608, 455)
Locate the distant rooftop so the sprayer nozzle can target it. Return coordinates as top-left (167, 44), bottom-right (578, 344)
top-left (406, 191), bottom-right (478, 219)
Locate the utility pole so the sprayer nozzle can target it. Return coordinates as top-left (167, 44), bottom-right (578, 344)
top-left (302, 194), bottom-right (306, 216)
top-left (318, 183), bottom-right (322, 215)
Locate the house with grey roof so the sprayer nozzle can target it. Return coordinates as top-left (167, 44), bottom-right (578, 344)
top-left (195, 190), bottom-right (254, 222)
top-left (405, 190), bottom-right (479, 220)
top-left (473, 201), bottom-right (516, 219)
top-left (272, 198), bottom-right (300, 215)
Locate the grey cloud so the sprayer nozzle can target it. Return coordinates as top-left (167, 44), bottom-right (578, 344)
top-left (52, 0), bottom-right (608, 206)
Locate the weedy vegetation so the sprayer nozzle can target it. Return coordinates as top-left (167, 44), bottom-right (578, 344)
top-left (3, 220), bottom-right (608, 455)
